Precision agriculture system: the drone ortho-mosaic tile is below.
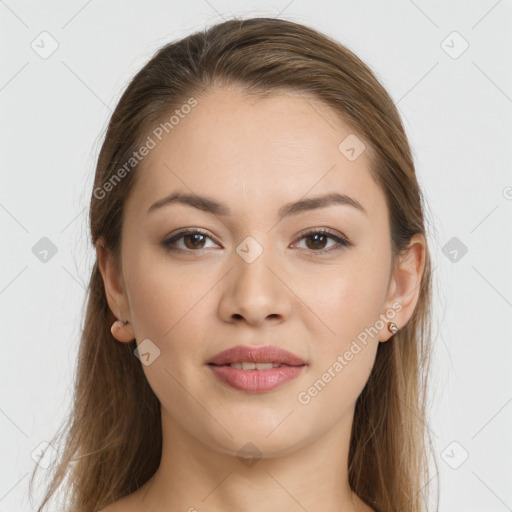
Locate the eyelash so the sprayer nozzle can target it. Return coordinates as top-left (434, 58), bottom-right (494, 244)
top-left (161, 227), bottom-right (352, 255)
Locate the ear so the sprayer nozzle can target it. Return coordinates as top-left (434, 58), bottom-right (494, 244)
top-left (378, 233), bottom-right (427, 342)
top-left (95, 238), bottom-right (135, 343)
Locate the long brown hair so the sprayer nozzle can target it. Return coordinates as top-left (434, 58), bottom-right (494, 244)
top-left (30, 16), bottom-right (438, 512)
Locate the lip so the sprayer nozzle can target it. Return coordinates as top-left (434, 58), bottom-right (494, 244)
top-left (207, 345), bottom-right (306, 366)
top-left (207, 345), bottom-right (307, 393)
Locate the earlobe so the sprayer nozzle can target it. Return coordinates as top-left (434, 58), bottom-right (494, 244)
top-left (111, 319), bottom-right (135, 343)
top-left (379, 320), bottom-right (400, 343)
top-left (387, 322), bottom-right (399, 335)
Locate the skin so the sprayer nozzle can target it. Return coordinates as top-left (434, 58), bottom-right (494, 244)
top-left (97, 86), bottom-right (426, 512)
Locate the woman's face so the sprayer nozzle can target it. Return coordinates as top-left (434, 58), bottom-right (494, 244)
top-left (103, 86), bottom-right (418, 458)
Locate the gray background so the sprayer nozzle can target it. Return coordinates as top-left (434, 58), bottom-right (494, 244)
top-left (1, 1), bottom-right (511, 510)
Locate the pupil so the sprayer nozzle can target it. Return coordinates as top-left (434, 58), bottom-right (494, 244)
top-left (308, 234), bottom-right (326, 249)
top-left (186, 234), bottom-right (204, 249)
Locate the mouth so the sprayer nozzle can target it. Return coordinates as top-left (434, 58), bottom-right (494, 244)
top-left (206, 345), bottom-right (307, 393)
top-left (207, 362), bottom-right (307, 393)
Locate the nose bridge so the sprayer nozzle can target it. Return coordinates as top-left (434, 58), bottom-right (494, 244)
top-left (220, 232), bottom-right (289, 324)
top-left (234, 232), bottom-right (280, 296)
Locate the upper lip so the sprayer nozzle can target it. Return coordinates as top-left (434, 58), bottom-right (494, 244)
top-left (207, 345), bottom-right (306, 366)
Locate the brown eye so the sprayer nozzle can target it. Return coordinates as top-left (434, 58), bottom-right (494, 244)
top-left (182, 233), bottom-right (207, 249)
top-left (304, 233), bottom-right (329, 250)
top-left (162, 229), bottom-right (219, 252)
top-left (294, 229), bottom-right (351, 254)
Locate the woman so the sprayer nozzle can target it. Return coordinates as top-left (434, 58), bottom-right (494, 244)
top-left (31, 16), bottom-right (437, 512)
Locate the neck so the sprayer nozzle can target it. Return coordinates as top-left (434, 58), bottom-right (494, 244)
top-left (133, 407), bottom-right (362, 512)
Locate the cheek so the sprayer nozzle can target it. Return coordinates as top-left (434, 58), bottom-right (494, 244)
top-left (299, 257), bottom-right (389, 347)
top-left (122, 250), bottom-right (213, 401)
top-left (295, 255), bottom-right (389, 413)
top-left (297, 341), bottom-right (377, 429)
top-left (296, 266), bottom-right (383, 414)
top-left (124, 246), bottom-right (212, 340)
top-left (123, 246), bottom-right (233, 384)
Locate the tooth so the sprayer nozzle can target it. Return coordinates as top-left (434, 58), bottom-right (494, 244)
top-left (255, 362), bottom-right (273, 370)
top-left (228, 362), bottom-right (282, 370)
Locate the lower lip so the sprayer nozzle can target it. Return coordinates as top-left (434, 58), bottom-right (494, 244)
top-left (208, 364), bottom-right (306, 393)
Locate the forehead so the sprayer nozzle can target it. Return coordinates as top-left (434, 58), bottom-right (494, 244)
top-left (128, 86), bottom-right (386, 221)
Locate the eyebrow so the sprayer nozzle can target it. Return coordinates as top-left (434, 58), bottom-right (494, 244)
top-left (147, 191), bottom-right (367, 219)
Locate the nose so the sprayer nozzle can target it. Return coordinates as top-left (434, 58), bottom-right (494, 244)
top-left (217, 244), bottom-right (292, 327)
